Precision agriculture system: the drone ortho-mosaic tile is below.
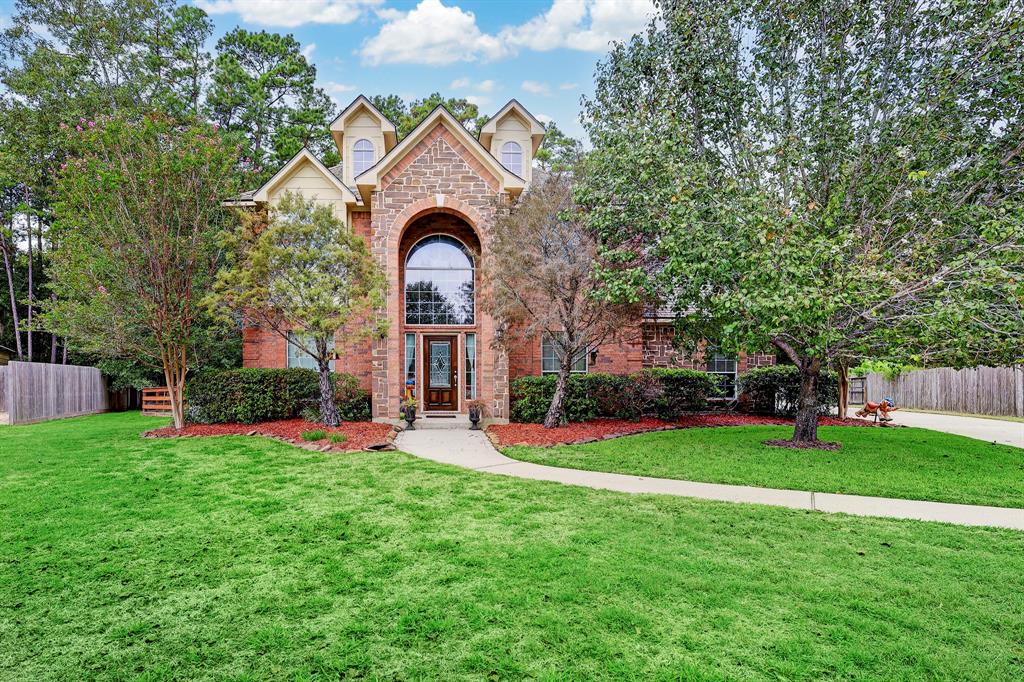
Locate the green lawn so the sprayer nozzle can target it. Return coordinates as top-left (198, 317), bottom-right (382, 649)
top-left (504, 425), bottom-right (1024, 508)
top-left (1, 413), bottom-right (1023, 680)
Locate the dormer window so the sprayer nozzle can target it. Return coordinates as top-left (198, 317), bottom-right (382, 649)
top-left (500, 141), bottom-right (523, 175)
top-left (353, 139), bottom-right (375, 176)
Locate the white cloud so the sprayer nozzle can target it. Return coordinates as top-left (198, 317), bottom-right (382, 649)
top-left (559, 82), bottom-right (578, 91)
top-left (359, 0), bottom-right (655, 66)
top-left (360, 0), bottom-right (509, 66)
top-left (196, 0), bottom-right (382, 27)
top-left (522, 80), bottom-right (552, 96)
top-left (535, 113), bottom-right (554, 125)
top-left (450, 77), bottom-right (498, 93)
top-left (501, 0), bottom-right (655, 53)
top-left (323, 81), bottom-right (357, 94)
top-left (301, 43), bottom-right (317, 60)
top-left (465, 95), bottom-right (491, 107)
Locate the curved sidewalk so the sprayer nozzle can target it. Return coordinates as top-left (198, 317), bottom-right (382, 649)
top-left (394, 426), bottom-right (1024, 531)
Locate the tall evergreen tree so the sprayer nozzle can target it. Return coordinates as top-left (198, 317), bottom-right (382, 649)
top-left (208, 29), bottom-right (335, 180)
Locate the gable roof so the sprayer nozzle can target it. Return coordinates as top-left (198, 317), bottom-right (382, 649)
top-left (479, 99), bottom-right (546, 154)
top-left (329, 95), bottom-right (399, 154)
top-left (353, 104), bottom-right (526, 204)
top-left (250, 148), bottom-right (361, 206)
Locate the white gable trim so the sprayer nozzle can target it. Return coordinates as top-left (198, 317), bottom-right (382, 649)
top-left (252, 148), bottom-right (360, 205)
top-left (354, 106), bottom-right (525, 199)
top-left (480, 99), bottom-right (546, 154)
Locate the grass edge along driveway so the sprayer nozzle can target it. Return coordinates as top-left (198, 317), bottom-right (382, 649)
top-left (503, 424), bottom-right (1024, 508)
top-left (1, 412), bottom-right (1023, 680)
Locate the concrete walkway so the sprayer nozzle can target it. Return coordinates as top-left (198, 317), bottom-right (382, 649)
top-left (395, 422), bottom-right (1024, 531)
top-left (847, 408), bottom-right (1023, 448)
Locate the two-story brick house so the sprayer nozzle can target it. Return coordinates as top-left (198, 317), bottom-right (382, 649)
top-left (235, 95), bottom-right (773, 421)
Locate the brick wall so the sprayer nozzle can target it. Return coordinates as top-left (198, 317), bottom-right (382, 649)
top-left (641, 323), bottom-right (776, 372)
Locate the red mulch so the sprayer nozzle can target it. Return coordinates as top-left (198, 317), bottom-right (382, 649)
top-left (488, 414), bottom-right (877, 447)
top-left (145, 419), bottom-right (393, 452)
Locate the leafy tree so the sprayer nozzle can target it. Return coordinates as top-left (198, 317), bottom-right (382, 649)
top-left (207, 192), bottom-right (386, 426)
top-left (484, 172), bottom-right (643, 428)
top-left (580, 0), bottom-right (1024, 444)
top-left (370, 92), bottom-right (489, 138)
top-left (208, 29), bottom-right (335, 179)
top-left (534, 120), bottom-right (582, 172)
top-left (44, 114), bottom-right (240, 429)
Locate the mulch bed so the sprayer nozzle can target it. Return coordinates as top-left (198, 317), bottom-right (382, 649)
top-left (145, 419), bottom-right (395, 452)
top-left (487, 414), bottom-right (877, 447)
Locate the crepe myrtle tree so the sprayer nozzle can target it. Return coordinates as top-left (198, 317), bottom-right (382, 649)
top-left (484, 171), bottom-right (644, 428)
top-left (207, 192), bottom-right (386, 426)
top-left (44, 113), bottom-right (240, 429)
top-left (578, 0), bottom-right (1024, 444)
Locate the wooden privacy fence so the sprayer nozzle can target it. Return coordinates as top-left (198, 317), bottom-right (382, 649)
top-left (861, 366), bottom-right (1024, 418)
top-left (142, 387), bottom-right (172, 416)
top-left (1, 361), bottom-right (109, 425)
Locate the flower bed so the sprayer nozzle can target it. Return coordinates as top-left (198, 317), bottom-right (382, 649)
top-left (487, 414), bottom-right (876, 447)
top-left (145, 419), bottom-right (394, 452)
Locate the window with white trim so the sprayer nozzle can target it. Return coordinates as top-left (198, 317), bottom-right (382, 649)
top-left (500, 141), bottom-right (523, 175)
top-left (352, 138), bottom-right (375, 176)
top-left (541, 334), bottom-right (587, 375)
top-left (707, 352), bottom-right (738, 399)
top-left (287, 332), bottom-right (334, 370)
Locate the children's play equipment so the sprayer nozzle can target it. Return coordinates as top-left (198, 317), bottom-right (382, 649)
top-left (856, 397), bottom-right (898, 422)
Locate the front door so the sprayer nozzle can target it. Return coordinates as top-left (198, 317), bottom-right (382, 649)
top-left (424, 336), bottom-right (457, 411)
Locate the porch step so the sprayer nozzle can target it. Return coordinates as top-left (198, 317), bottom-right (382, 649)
top-left (402, 416), bottom-right (473, 430)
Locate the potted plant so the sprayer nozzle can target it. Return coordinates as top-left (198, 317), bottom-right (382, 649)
top-left (401, 396), bottom-right (418, 430)
top-left (466, 398), bottom-right (486, 430)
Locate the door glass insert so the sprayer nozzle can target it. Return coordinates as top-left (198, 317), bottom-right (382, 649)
top-left (429, 342), bottom-right (451, 388)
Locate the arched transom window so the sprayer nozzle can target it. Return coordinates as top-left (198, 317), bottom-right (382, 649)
top-left (500, 141), bottom-right (523, 175)
top-left (405, 235), bottom-right (474, 325)
top-left (352, 138), bottom-right (374, 176)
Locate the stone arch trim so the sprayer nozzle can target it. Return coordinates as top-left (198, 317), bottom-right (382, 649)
top-left (386, 196), bottom-right (487, 253)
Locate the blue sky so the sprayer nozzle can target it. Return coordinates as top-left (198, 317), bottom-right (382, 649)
top-left (0, 0), bottom-right (657, 141)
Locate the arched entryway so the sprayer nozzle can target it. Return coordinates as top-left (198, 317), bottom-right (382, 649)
top-left (398, 211), bottom-right (483, 414)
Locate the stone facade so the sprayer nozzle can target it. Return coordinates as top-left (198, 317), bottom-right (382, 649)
top-left (238, 96), bottom-right (776, 422)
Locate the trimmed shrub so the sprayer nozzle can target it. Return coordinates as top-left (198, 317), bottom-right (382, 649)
top-left (508, 375), bottom-right (599, 424)
top-left (641, 368), bottom-right (718, 420)
top-left (508, 368), bottom-right (718, 424)
top-left (185, 368), bottom-right (371, 424)
top-left (739, 365), bottom-right (838, 417)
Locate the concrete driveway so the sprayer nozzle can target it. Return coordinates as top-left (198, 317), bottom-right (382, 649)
top-left (848, 408), bottom-right (1023, 448)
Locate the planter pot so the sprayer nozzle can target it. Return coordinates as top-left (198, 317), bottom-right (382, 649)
top-left (404, 407), bottom-right (416, 430)
top-left (468, 408), bottom-right (481, 430)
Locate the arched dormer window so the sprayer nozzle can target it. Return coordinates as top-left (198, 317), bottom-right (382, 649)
top-left (352, 139), bottom-right (375, 176)
top-left (500, 141), bottom-right (523, 175)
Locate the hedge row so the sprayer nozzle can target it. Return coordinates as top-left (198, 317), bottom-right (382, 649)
top-left (185, 368), bottom-right (371, 424)
top-left (509, 369), bottom-right (718, 424)
top-left (738, 365), bottom-right (839, 417)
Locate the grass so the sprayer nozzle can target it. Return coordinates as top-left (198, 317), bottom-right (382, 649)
top-left (300, 429), bottom-right (327, 441)
top-left (1, 412), bottom-right (1023, 680)
top-left (504, 425), bottom-right (1024, 508)
top-left (328, 432), bottom-right (348, 444)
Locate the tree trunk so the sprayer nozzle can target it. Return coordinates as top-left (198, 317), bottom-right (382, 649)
top-left (162, 344), bottom-right (188, 430)
top-left (50, 296), bottom-right (58, 363)
top-left (25, 214), bottom-right (33, 361)
top-left (318, 361), bottom-right (340, 427)
top-left (792, 358), bottom-right (822, 443)
top-left (544, 358), bottom-right (572, 428)
top-left (837, 361), bottom-right (849, 420)
top-left (1, 236), bottom-right (22, 359)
